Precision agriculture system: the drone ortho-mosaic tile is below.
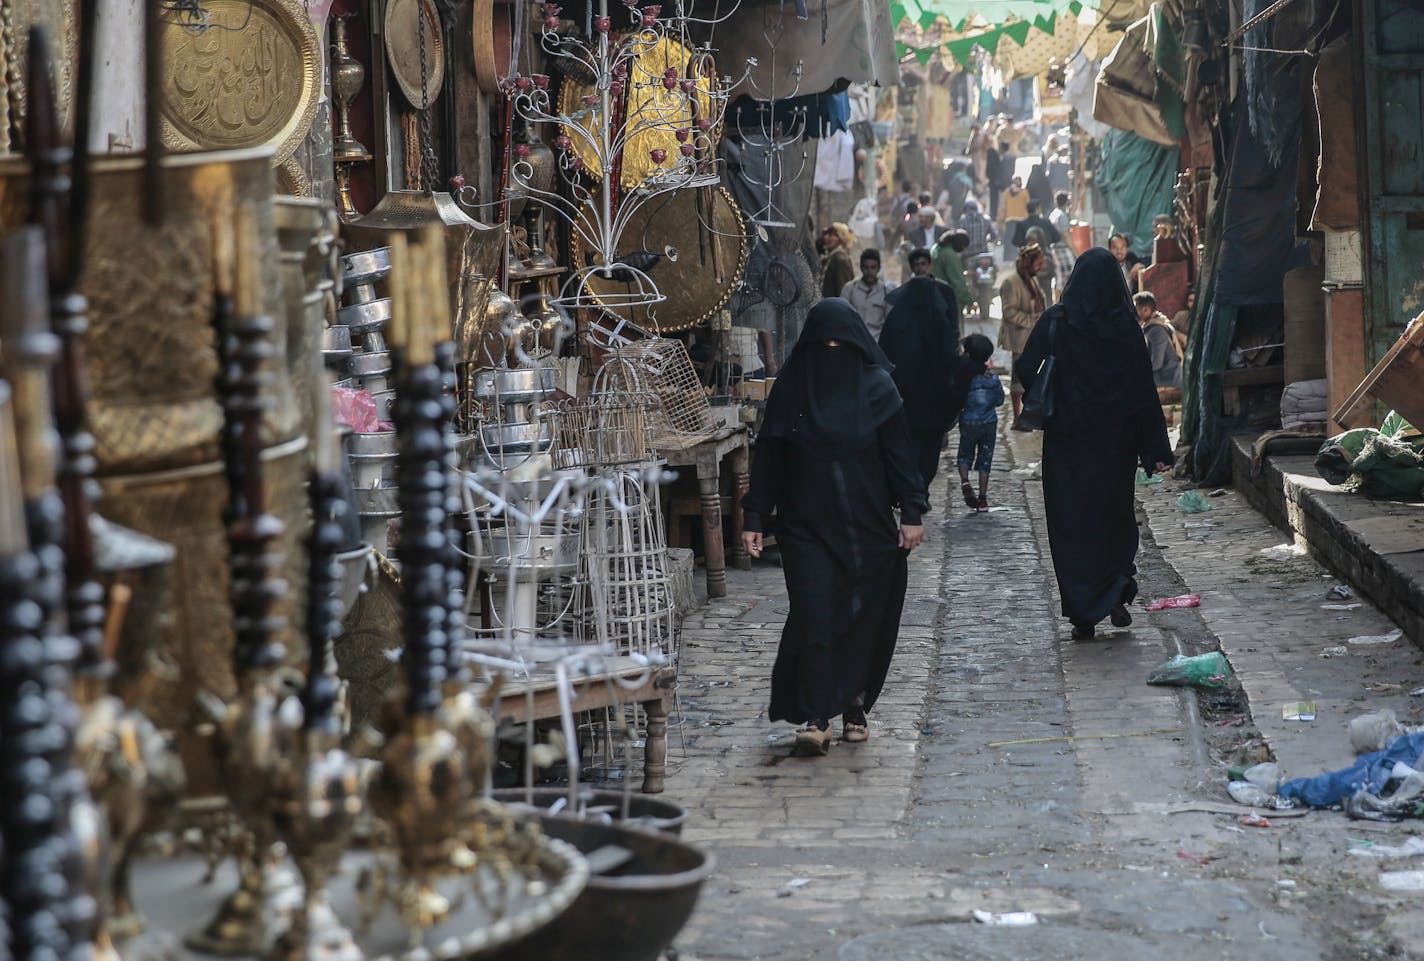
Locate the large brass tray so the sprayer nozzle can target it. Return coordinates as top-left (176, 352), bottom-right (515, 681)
top-left (579, 185), bottom-right (747, 333)
top-left (385, 0), bottom-right (446, 108)
top-left (158, 0), bottom-right (320, 164)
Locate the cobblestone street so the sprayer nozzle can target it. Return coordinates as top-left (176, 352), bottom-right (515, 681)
top-left (658, 417), bottom-right (1424, 961)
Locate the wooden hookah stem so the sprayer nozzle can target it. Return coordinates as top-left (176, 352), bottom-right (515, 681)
top-left (28, 7), bottom-right (108, 680)
top-left (303, 470), bottom-right (346, 732)
top-left (0, 30), bottom-right (99, 961)
top-left (214, 208), bottom-right (288, 677)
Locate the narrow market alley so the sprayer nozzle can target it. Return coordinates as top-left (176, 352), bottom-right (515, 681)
top-left (666, 422), bottom-right (1424, 961)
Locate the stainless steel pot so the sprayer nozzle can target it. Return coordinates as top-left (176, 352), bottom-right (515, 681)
top-left (341, 246), bottom-right (392, 287)
top-left (470, 529), bottom-right (581, 574)
top-left (347, 350), bottom-right (392, 378)
top-left (347, 430), bottom-right (397, 456)
top-left (470, 366), bottom-right (555, 405)
top-left (322, 324), bottom-right (353, 361)
top-left (480, 419), bottom-right (551, 452)
top-left (369, 389), bottom-right (396, 420)
top-left (336, 298), bottom-right (392, 334)
top-left (349, 453), bottom-right (395, 489)
top-left (352, 485), bottom-right (400, 515)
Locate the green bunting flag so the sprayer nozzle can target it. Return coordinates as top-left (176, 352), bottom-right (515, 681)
top-left (945, 36), bottom-right (978, 65)
top-left (1002, 20), bottom-right (1032, 46)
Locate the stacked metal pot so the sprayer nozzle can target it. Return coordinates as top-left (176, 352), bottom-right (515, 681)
top-left (327, 246), bottom-right (400, 554)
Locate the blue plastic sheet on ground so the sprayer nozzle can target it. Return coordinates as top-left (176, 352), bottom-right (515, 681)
top-left (1278, 731), bottom-right (1424, 808)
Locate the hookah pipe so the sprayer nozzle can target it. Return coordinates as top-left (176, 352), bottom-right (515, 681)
top-left (373, 226), bottom-right (477, 939)
top-left (187, 206), bottom-right (293, 957)
top-left (0, 29), bottom-right (100, 961)
top-left (29, 6), bottom-right (179, 958)
top-left (267, 382), bottom-right (367, 961)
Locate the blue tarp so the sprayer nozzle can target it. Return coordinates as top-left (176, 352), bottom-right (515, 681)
top-left (1279, 731), bottom-right (1424, 808)
top-left (1094, 128), bottom-right (1177, 260)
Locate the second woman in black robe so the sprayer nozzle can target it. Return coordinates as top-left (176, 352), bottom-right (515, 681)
top-left (741, 299), bottom-right (929, 756)
top-left (1015, 247), bottom-right (1174, 640)
top-left (878, 266), bottom-right (963, 491)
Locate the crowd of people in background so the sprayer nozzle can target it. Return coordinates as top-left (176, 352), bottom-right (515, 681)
top-left (792, 113), bottom-right (1187, 459)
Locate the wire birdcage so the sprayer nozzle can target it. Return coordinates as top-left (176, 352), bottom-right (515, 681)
top-left (595, 338), bottom-right (716, 441)
top-left (459, 467), bottom-right (589, 658)
top-left (548, 390), bottom-right (660, 470)
top-left (581, 469), bottom-right (678, 660)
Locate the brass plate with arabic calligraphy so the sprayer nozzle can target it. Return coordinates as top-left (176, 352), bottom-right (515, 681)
top-left (158, 0), bottom-right (319, 163)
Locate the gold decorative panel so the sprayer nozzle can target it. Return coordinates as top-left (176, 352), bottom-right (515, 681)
top-left (159, 0), bottom-right (319, 163)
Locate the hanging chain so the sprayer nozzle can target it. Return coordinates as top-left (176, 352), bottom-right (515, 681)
top-left (416, 1), bottom-right (438, 191)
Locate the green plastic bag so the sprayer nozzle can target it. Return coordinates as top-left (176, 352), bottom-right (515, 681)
top-left (1176, 490), bottom-right (1212, 513)
top-left (1146, 652), bottom-right (1230, 688)
top-left (1135, 468), bottom-right (1163, 486)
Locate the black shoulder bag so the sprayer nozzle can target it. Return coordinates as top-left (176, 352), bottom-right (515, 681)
top-left (1017, 314), bottom-right (1056, 431)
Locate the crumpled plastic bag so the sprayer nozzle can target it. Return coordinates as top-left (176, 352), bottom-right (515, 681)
top-left (1135, 467), bottom-right (1163, 485)
top-left (1146, 651), bottom-right (1230, 688)
top-left (1145, 593), bottom-right (1201, 611)
top-left (331, 385), bottom-right (385, 433)
top-left (1176, 490), bottom-right (1212, 513)
top-left (1351, 709), bottom-right (1405, 755)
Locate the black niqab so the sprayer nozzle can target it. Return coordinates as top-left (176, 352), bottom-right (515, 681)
top-left (1019, 246), bottom-right (1161, 436)
top-left (879, 276), bottom-right (962, 436)
top-left (1059, 246), bottom-right (1140, 338)
top-left (760, 298), bottom-right (902, 448)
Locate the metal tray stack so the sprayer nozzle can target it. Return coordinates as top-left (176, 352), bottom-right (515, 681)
top-left (335, 246), bottom-right (400, 554)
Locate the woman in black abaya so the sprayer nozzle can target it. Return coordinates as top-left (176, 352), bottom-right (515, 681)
top-left (1015, 247), bottom-right (1173, 640)
top-left (740, 299), bottom-right (929, 756)
top-left (878, 254), bottom-right (963, 490)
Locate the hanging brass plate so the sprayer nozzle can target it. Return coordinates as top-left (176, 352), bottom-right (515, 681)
top-left (579, 185), bottom-right (747, 333)
top-left (157, 0), bottom-right (320, 164)
top-left (385, 0), bottom-right (446, 108)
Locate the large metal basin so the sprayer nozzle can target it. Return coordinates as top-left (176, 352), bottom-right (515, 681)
top-left (490, 787), bottom-right (687, 835)
top-left (504, 816), bottom-right (713, 961)
top-left (471, 366), bottom-right (555, 404)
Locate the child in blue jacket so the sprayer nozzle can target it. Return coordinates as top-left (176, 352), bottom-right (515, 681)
top-left (957, 334), bottom-right (1005, 512)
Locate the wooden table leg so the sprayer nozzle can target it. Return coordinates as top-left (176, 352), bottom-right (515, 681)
top-left (642, 695), bottom-right (668, 794)
top-left (697, 468), bottom-right (727, 599)
top-left (730, 438), bottom-right (750, 571)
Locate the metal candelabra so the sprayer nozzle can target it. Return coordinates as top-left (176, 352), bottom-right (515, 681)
top-left (503, 0), bottom-right (749, 315)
